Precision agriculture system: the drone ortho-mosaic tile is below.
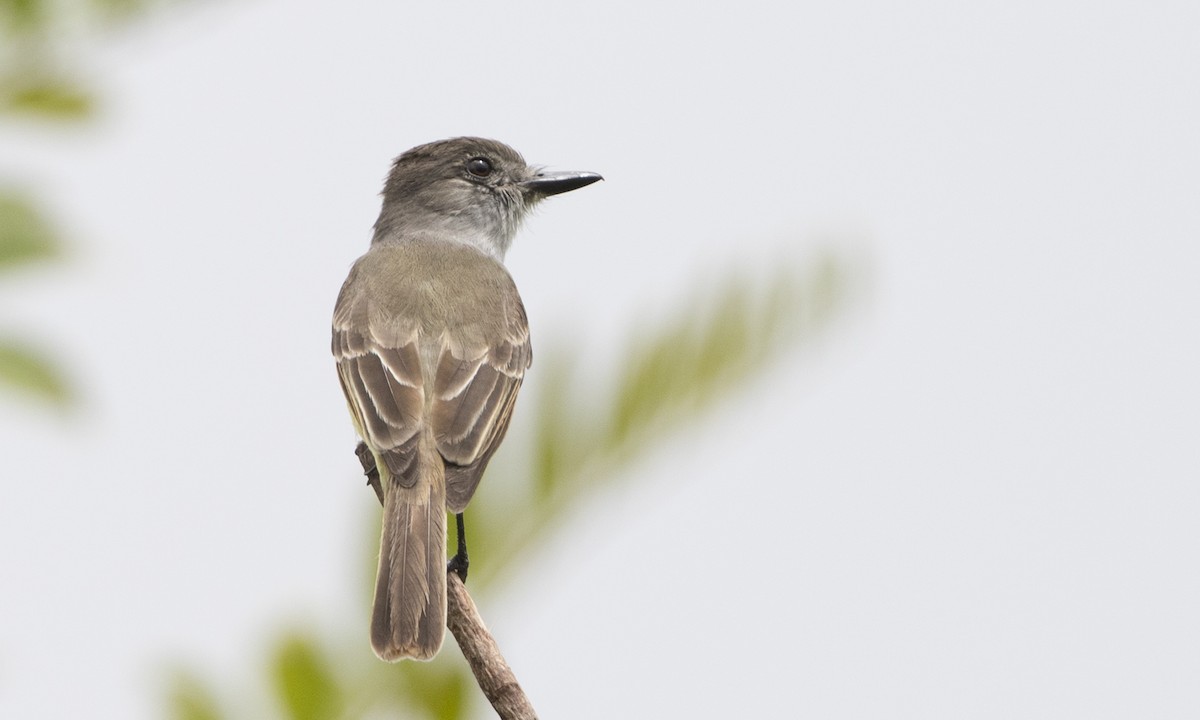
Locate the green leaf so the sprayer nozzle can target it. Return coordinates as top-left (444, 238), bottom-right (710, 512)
top-left (0, 0), bottom-right (45, 31)
top-left (89, 0), bottom-right (150, 22)
top-left (599, 261), bottom-right (828, 465)
top-left (0, 339), bottom-right (70, 405)
top-left (0, 192), bottom-right (58, 270)
top-left (270, 633), bottom-right (344, 720)
top-left (394, 661), bottom-right (472, 720)
top-left (166, 670), bottom-right (224, 720)
top-left (1, 77), bottom-right (94, 120)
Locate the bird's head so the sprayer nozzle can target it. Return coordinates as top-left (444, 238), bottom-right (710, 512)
top-left (373, 137), bottom-right (602, 260)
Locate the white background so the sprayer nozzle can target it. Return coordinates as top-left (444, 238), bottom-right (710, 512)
top-left (2, 1), bottom-right (1198, 717)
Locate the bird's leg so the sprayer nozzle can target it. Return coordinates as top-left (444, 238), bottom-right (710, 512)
top-left (354, 442), bottom-right (384, 507)
top-left (447, 512), bottom-right (469, 582)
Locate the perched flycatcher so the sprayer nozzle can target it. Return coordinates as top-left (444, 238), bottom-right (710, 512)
top-left (332, 138), bottom-right (601, 661)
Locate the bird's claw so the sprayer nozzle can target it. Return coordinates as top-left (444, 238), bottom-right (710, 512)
top-left (447, 553), bottom-right (469, 582)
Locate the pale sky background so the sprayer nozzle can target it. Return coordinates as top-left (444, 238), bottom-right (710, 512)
top-left (2, 1), bottom-right (1199, 718)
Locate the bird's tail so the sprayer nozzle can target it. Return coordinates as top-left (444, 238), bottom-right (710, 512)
top-left (370, 442), bottom-right (447, 662)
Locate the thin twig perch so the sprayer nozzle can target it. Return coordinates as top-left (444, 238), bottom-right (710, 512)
top-left (446, 572), bottom-right (538, 720)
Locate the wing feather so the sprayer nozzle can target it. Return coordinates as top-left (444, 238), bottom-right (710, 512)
top-left (435, 297), bottom-right (531, 511)
top-left (333, 242), bottom-right (531, 510)
top-left (333, 283), bottom-right (426, 489)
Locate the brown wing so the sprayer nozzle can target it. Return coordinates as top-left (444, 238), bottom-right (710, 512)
top-left (333, 242), bottom-right (531, 508)
top-left (433, 294), bottom-right (531, 512)
top-left (332, 268), bottom-right (427, 487)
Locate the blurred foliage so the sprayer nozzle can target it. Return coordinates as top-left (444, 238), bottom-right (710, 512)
top-left (0, 191), bottom-right (57, 268)
top-left (271, 634), bottom-right (346, 720)
top-left (0, 0), bottom-right (84, 411)
top-left (479, 258), bottom-right (844, 587)
top-left (0, 191), bottom-right (70, 404)
top-left (167, 253), bottom-right (854, 720)
top-left (167, 670), bottom-right (223, 720)
top-left (0, 0), bottom-right (44, 32)
top-left (1, 73), bottom-right (94, 119)
top-left (0, 0), bottom-right (152, 405)
top-left (1, 0), bottom-right (100, 124)
top-left (0, 337), bottom-right (70, 403)
top-left (1, 0), bottom-right (165, 121)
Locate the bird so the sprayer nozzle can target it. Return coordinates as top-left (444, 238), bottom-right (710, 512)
top-left (332, 137), bottom-right (601, 661)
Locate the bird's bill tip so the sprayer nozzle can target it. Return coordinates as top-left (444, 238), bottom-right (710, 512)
top-left (521, 171), bottom-right (604, 196)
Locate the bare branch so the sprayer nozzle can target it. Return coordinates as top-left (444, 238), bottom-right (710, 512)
top-left (446, 573), bottom-right (538, 720)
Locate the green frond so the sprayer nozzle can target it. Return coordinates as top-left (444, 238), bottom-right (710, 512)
top-left (0, 76), bottom-right (94, 120)
top-left (269, 633), bottom-right (345, 720)
top-left (0, 192), bottom-right (59, 271)
top-left (0, 339), bottom-right (71, 406)
top-left (469, 251), bottom-right (852, 587)
top-left (166, 670), bottom-right (224, 720)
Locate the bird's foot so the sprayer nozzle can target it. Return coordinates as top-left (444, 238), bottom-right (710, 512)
top-left (447, 552), bottom-right (469, 583)
top-left (354, 442), bottom-right (383, 506)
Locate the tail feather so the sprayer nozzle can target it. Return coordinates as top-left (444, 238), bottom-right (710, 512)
top-left (370, 450), bottom-right (446, 661)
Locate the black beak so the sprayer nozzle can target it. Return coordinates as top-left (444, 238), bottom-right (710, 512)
top-left (521, 170), bottom-right (604, 196)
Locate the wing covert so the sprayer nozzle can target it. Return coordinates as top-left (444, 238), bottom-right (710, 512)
top-left (433, 298), bottom-right (531, 511)
top-left (333, 288), bottom-right (426, 488)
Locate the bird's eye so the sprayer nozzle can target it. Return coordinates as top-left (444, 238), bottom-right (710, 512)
top-left (466, 157), bottom-right (493, 177)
